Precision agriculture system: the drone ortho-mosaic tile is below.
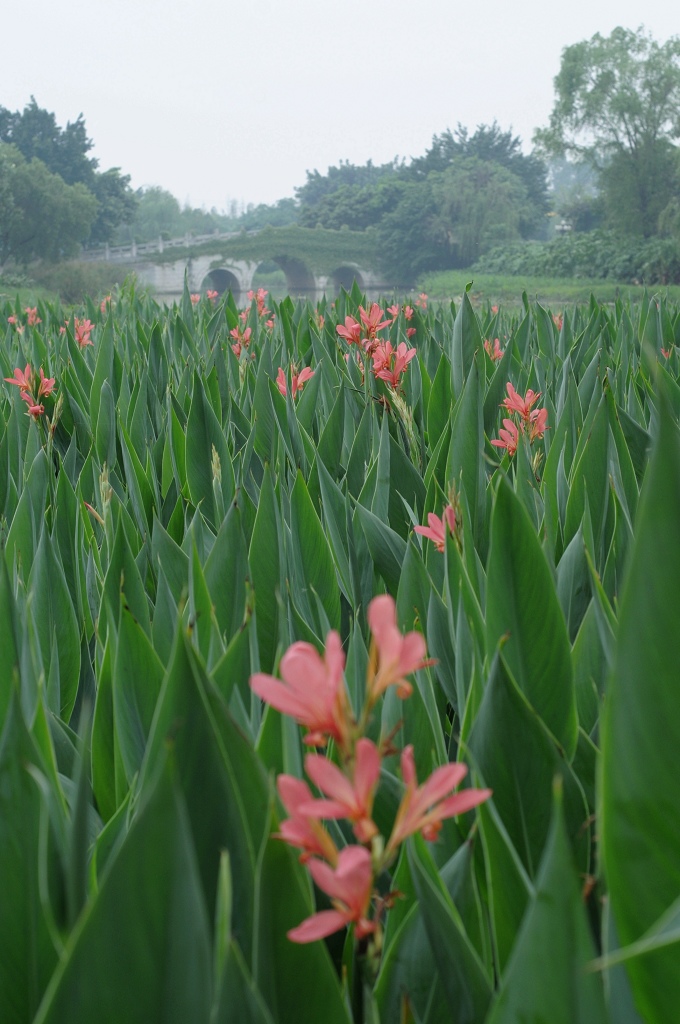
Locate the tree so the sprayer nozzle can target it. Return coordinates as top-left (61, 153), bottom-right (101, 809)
top-left (0, 96), bottom-right (97, 187)
top-left (535, 27), bottom-right (680, 236)
top-left (0, 144), bottom-right (97, 265)
top-left (88, 168), bottom-right (138, 245)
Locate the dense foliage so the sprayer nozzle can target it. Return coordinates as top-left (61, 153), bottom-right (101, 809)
top-left (0, 278), bottom-right (679, 1022)
top-left (473, 230), bottom-right (680, 285)
top-left (0, 99), bottom-right (136, 251)
top-left (535, 26), bottom-right (680, 238)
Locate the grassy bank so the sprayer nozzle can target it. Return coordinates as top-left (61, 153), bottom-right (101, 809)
top-left (418, 268), bottom-right (680, 309)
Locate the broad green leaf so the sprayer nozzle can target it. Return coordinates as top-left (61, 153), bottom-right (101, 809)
top-left (34, 759), bottom-right (212, 1024)
top-left (600, 394), bottom-right (680, 1024)
top-left (487, 476), bottom-right (578, 759)
top-left (486, 784), bottom-right (608, 1024)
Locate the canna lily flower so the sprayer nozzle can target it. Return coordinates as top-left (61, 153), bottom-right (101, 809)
top-left (287, 845), bottom-right (376, 943)
top-left (371, 341), bottom-right (416, 388)
top-left (336, 315), bottom-right (362, 346)
top-left (403, 305), bottom-right (414, 321)
top-left (552, 314), bottom-right (563, 330)
top-left (299, 738), bottom-right (381, 843)
top-left (528, 406), bottom-right (549, 442)
top-left (386, 303), bottom-right (400, 320)
top-left (37, 367), bottom-right (56, 399)
top-left (190, 293), bottom-right (201, 304)
top-left (415, 292), bottom-right (428, 309)
top-left (501, 382), bottom-right (541, 423)
top-left (265, 317), bottom-right (275, 329)
top-left (413, 505), bottom-right (457, 552)
top-left (491, 304), bottom-right (499, 314)
top-left (491, 417), bottom-right (520, 457)
top-left (206, 289), bottom-right (219, 301)
top-left (359, 303), bottom-right (391, 341)
top-left (276, 775), bottom-right (339, 865)
top-left (366, 594), bottom-right (429, 705)
top-left (25, 306), bottom-right (42, 326)
top-left (661, 347), bottom-right (672, 359)
top-left (74, 318), bottom-right (94, 348)
top-left (277, 365), bottom-right (314, 398)
top-left (484, 337), bottom-right (504, 361)
top-left (385, 745), bottom-right (491, 853)
top-left (250, 631), bottom-right (351, 750)
top-left (4, 364), bottom-right (33, 391)
top-left (406, 327), bottom-right (416, 339)
top-left (100, 295), bottom-right (112, 314)
top-left (23, 399), bottom-right (45, 420)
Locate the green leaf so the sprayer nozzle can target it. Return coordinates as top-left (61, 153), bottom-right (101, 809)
top-left (467, 652), bottom-right (588, 880)
top-left (0, 692), bottom-right (60, 1024)
top-left (34, 758), bottom-right (212, 1024)
top-left (112, 603), bottom-right (164, 785)
top-left (486, 476), bottom-right (578, 758)
top-left (600, 393), bottom-right (680, 1024)
top-left (290, 470), bottom-right (341, 632)
top-left (486, 783), bottom-right (608, 1024)
top-left (450, 291), bottom-right (482, 397)
top-left (248, 465), bottom-right (281, 674)
top-left (407, 834), bottom-right (492, 1024)
top-left (253, 834), bottom-right (351, 1024)
top-left (355, 503), bottom-right (406, 597)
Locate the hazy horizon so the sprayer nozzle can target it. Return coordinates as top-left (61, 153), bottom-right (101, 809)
top-left (4, 1), bottom-right (679, 212)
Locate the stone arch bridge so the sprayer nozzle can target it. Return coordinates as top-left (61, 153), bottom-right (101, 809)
top-left (83, 226), bottom-right (386, 302)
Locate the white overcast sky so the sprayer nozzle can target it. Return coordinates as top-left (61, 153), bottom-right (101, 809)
top-left (3, 0), bottom-right (678, 211)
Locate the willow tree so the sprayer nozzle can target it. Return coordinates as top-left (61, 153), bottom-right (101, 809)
top-left (535, 26), bottom-right (680, 236)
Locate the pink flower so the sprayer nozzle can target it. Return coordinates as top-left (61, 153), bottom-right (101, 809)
top-left (206, 289), bottom-right (219, 301)
top-left (4, 364), bottom-right (33, 392)
top-left (366, 595), bottom-right (428, 705)
top-left (336, 315), bottom-right (362, 346)
top-left (37, 367), bottom-right (55, 399)
top-left (25, 306), bottom-right (42, 326)
top-left (406, 327), bottom-right (416, 339)
top-left (287, 846), bottom-right (376, 943)
top-left (359, 303), bottom-right (391, 341)
top-left (403, 305), bottom-right (414, 321)
top-left (491, 304), bottom-right (499, 314)
top-left (528, 406), bottom-right (549, 442)
top-left (413, 505), bottom-right (457, 553)
top-left (190, 293), bottom-right (201, 304)
top-left (387, 303), bottom-right (400, 319)
top-left (23, 399), bottom-right (45, 420)
top-left (276, 775), bottom-right (339, 864)
top-left (100, 295), bottom-right (112, 314)
top-left (239, 308), bottom-right (249, 323)
top-left (74, 318), bottom-right (94, 348)
top-left (501, 382), bottom-right (541, 423)
top-left (265, 318), bottom-right (275, 329)
top-left (250, 631), bottom-right (351, 750)
top-left (277, 365), bottom-right (315, 398)
top-left (661, 347), bottom-right (672, 359)
top-left (230, 325), bottom-right (252, 351)
top-left (7, 315), bottom-right (17, 326)
top-left (298, 739), bottom-right (381, 843)
top-left (484, 337), bottom-right (504, 361)
top-left (386, 746), bottom-right (491, 853)
top-left (552, 314), bottom-right (563, 330)
top-left (491, 417), bottom-right (520, 457)
top-left (371, 341), bottom-right (416, 388)
top-left (415, 292), bottom-right (427, 309)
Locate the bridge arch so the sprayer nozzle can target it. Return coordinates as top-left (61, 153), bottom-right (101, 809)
top-left (267, 256), bottom-right (316, 295)
top-left (200, 267), bottom-right (242, 299)
top-left (330, 265), bottom-right (365, 292)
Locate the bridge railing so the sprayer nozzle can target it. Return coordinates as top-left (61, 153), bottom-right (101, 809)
top-left (80, 229), bottom-right (258, 263)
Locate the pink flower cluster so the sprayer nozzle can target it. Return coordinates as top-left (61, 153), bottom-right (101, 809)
top-left (484, 337), bottom-right (504, 362)
top-left (4, 363), bottom-right (56, 420)
top-left (335, 304), bottom-right (417, 388)
top-left (414, 503), bottom-right (457, 552)
top-left (250, 595), bottom-right (491, 945)
top-left (491, 382), bottom-right (549, 457)
top-left (248, 287), bottom-right (270, 319)
top-left (276, 364), bottom-right (314, 398)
